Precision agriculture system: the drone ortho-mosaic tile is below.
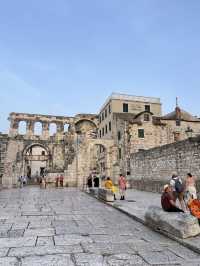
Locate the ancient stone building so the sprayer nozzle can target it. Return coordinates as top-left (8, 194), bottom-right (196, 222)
top-left (0, 112), bottom-right (117, 188)
top-left (97, 93), bottom-right (200, 175)
top-left (1, 92), bottom-right (200, 188)
top-left (100, 101), bottom-right (200, 176)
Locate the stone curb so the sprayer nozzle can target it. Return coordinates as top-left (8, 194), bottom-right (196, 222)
top-left (84, 191), bottom-right (200, 255)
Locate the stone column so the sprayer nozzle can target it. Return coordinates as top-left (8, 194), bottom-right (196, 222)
top-left (42, 122), bottom-right (49, 139)
top-left (57, 123), bottom-right (64, 134)
top-left (26, 121), bottom-right (34, 136)
top-left (9, 119), bottom-right (19, 137)
top-left (56, 123), bottom-right (64, 141)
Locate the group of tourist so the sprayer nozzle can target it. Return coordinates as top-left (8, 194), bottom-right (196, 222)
top-left (104, 174), bottom-right (127, 200)
top-left (161, 173), bottom-right (198, 213)
top-left (87, 173), bottom-right (127, 201)
top-left (87, 174), bottom-right (100, 188)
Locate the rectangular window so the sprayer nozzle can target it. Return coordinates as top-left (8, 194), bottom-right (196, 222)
top-left (123, 103), bottom-right (128, 113)
top-left (109, 105), bottom-right (111, 113)
top-left (145, 105), bottom-right (150, 112)
top-left (174, 132), bottom-right (180, 141)
top-left (109, 121), bottom-right (111, 131)
top-left (102, 128), bottom-right (104, 136)
top-left (138, 129), bottom-right (144, 138)
top-left (119, 148), bottom-right (122, 159)
top-left (105, 125), bottom-right (108, 134)
top-left (99, 130), bottom-right (101, 138)
top-left (102, 113), bottom-right (104, 121)
top-left (105, 109), bottom-right (107, 118)
top-left (144, 114), bottom-right (150, 121)
top-left (176, 120), bottom-right (181, 126)
top-left (118, 131), bottom-right (121, 141)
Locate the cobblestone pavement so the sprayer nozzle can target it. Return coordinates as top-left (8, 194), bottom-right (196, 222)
top-left (0, 187), bottom-right (200, 265)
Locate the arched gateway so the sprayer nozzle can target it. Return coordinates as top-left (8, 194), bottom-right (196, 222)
top-left (2, 112), bottom-right (101, 188)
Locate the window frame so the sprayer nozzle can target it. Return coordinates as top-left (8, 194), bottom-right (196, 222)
top-left (145, 105), bottom-right (150, 112)
top-left (123, 103), bottom-right (129, 113)
top-left (138, 129), bottom-right (145, 138)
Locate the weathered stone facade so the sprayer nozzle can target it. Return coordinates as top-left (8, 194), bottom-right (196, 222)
top-left (1, 93), bottom-right (200, 189)
top-left (0, 134), bottom-right (9, 183)
top-left (129, 136), bottom-right (200, 193)
top-left (1, 112), bottom-right (117, 188)
top-left (114, 107), bottom-right (200, 175)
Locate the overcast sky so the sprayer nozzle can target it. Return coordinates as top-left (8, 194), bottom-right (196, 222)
top-left (1, 0), bottom-right (200, 132)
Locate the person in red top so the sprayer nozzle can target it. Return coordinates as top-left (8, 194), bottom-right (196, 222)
top-left (118, 174), bottom-right (126, 200)
top-left (161, 184), bottom-right (184, 212)
top-left (60, 175), bottom-right (64, 187)
top-left (59, 174), bottom-right (64, 188)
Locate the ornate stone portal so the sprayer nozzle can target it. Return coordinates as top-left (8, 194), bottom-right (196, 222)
top-left (1, 112), bottom-right (116, 188)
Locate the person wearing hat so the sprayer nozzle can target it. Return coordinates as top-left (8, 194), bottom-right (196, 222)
top-left (161, 184), bottom-right (184, 212)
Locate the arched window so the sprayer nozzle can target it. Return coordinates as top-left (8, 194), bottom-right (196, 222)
top-left (18, 121), bottom-right (27, 135)
top-left (49, 123), bottom-right (57, 136)
top-left (34, 122), bottom-right (42, 136)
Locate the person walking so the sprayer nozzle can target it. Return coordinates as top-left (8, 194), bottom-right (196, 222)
top-left (170, 174), bottom-right (186, 211)
top-left (55, 175), bottom-right (59, 188)
top-left (87, 175), bottom-right (93, 188)
top-left (118, 174), bottom-right (126, 200)
top-left (60, 174), bottom-right (64, 188)
top-left (18, 176), bottom-right (23, 188)
top-left (93, 175), bottom-right (100, 188)
top-left (185, 173), bottom-right (197, 200)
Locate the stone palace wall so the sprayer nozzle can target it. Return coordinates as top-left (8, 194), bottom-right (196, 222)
top-left (129, 136), bottom-right (200, 193)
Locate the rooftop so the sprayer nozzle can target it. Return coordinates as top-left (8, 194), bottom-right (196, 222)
top-left (162, 108), bottom-right (200, 122)
top-left (100, 92), bottom-right (161, 112)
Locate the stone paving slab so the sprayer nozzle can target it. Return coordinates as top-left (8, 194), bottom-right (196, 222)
top-left (105, 254), bottom-right (148, 266)
top-left (0, 248), bottom-right (9, 257)
top-left (88, 189), bottom-right (200, 255)
top-left (0, 187), bottom-right (199, 265)
top-left (8, 245), bottom-right (83, 257)
top-left (21, 254), bottom-right (74, 266)
top-left (0, 236), bottom-right (36, 248)
top-left (24, 228), bottom-right (55, 237)
top-left (0, 257), bottom-right (20, 266)
top-left (36, 236), bottom-right (54, 246)
top-left (54, 234), bottom-right (93, 246)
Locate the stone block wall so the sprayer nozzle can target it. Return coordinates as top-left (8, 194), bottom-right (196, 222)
top-left (0, 134), bottom-right (9, 184)
top-left (130, 136), bottom-right (200, 193)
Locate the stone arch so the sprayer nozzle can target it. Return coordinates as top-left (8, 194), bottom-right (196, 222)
top-left (23, 143), bottom-right (51, 179)
top-left (85, 139), bottom-right (116, 182)
top-left (23, 143), bottom-right (50, 157)
top-left (75, 119), bottom-right (97, 137)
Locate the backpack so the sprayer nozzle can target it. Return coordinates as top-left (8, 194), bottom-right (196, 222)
top-left (174, 178), bottom-right (184, 193)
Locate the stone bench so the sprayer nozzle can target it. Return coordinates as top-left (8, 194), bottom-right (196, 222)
top-left (89, 188), bottom-right (99, 197)
top-left (98, 188), bottom-right (114, 202)
top-left (145, 206), bottom-right (200, 239)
